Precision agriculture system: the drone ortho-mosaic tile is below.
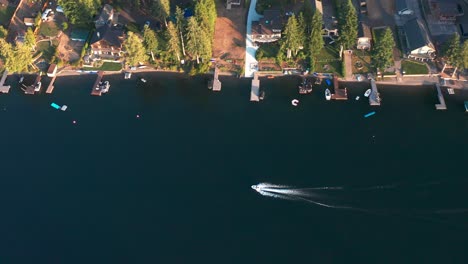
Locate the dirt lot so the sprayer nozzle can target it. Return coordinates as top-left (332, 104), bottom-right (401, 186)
top-left (56, 32), bottom-right (82, 63)
top-left (213, 4), bottom-right (246, 63)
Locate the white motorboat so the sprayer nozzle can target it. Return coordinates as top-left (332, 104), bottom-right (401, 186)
top-left (141, 78), bottom-right (147, 83)
top-left (291, 99), bottom-right (299, 106)
top-left (355, 96), bottom-right (360, 100)
top-left (364, 89), bottom-right (372, 97)
top-left (325, 88), bottom-right (331, 100)
top-left (34, 81), bottom-right (41, 92)
top-left (251, 185), bottom-right (261, 192)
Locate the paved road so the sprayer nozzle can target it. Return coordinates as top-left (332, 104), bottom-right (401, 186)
top-left (244, 0), bottom-right (262, 77)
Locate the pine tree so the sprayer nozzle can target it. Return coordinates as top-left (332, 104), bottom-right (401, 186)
top-left (280, 15), bottom-right (302, 59)
top-left (462, 40), bottom-right (468, 70)
top-left (0, 26), bottom-right (7, 39)
top-left (175, 6), bottom-right (186, 56)
top-left (309, 10), bottom-right (324, 70)
top-left (372, 28), bottom-right (395, 72)
top-left (25, 28), bottom-right (36, 51)
top-left (152, 0), bottom-right (170, 26)
top-left (124, 32), bottom-right (149, 66)
top-left (297, 12), bottom-right (306, 45)
top-left (195, 0), bottom-right (217, 36)
top-left (186, 17), bottom-right (209, 64)
top-left (143, 27), bottom-right (158, 61)
top-left (166, 21), bottom-right (182, 62)
top-left (338, 0), bottom-right (358, 49)
top-left (15, 43), bottom-right (33, 72)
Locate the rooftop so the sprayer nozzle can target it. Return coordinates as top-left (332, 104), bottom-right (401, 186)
top-left (403, 18), bottom-right (434, 52)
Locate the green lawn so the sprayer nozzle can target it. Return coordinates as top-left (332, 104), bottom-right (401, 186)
top-left (0, 6), bottom-right (15, 26)
top-left (315, 46), bottom-right (341, 74)
top-left (39, 22), bottom-right (59, 37)
top-left (85, 62), bottom-right (122, 71)
top-left (401, 60), bottom-right (429, 74)
top-left (36, 41), bottom-right (57, 62)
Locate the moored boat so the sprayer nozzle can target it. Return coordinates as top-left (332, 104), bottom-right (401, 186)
top-left (364, 89), bottom-right (372, 97)
top-left (325, 88), bottom-right (331, 100)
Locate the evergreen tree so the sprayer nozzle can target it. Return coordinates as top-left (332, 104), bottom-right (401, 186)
top-left (302, 0), bottom-right (314, 33)
top-left (443, 33), bottom-right (462, 70)
top-left (58, 0), bottom-right (101, 25)
top-left (297, 12), bottom-right (306, 45)
top-left (166, 21), bottom-right (182, 62)
top-left (151, 0), bottom-right (170, 26)
top-left (186, 17), bottom-right (209, 64)
top-left (124, 32), bottom-right (149, 66)
top-left (25, 28), bottom-right (36, 50)
top-left (309, 10), bottom-right (324, 70)
top-left (0, 26), bottom-right (7, 39)
top-left (280, 15), bottom-right (302, 59)
top-left (462, 40), bottom-right (468, 70)
top-left (372, 27), bottom-right (395, 72)
top-left (143, 27), bottom-right (159, 61)
top-left (175, 6), bottom-right (186, 56)
top-left (0, 40), bottom-right (32, 73)
top-left (337, 0), bottom-right (358, 49)
top-left (195, 0), bottom-right (217, 36)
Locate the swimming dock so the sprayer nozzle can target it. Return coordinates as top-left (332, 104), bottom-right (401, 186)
top-left (250, 73), bottom-right (260, 101)
top-left (331, 76), bottom-right (348, 100)
top-left (0, 70), bottom-right (10, 93)
top-left (369, 79), bottom-right (381, 106)
top-left (46, 75), bottom-right (57, 94)
top-left (209, 67), bottom-right (222, 91)
top-left (24, 75), bottom-right (41, 95)
top-left (91, 71), bottom-right (104, 96)
top-left (435, 83), bottom-right (447, 110)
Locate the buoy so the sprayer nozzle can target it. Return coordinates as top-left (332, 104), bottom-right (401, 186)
top-left (72, 120), bottom-right (77, 124)
top-left (291, 99), bottom-right (299, 106)
top-left (136, 114), bottom-right (140, 118)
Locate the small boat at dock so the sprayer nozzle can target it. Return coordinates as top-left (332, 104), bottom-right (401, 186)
top-left (325, 88), bottom-right (331, 101)
top-left (364, 89), bottom-right (371, 97)
top-left (34, 81), bottom-right (41, 92)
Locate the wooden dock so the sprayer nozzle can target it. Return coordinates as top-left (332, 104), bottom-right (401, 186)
top-left (369, 79), bottom-right (381, 106)
top-left (0, 70), bottom-right (10, 93)
top-left (435, 83), bottom-right (447, 110)
top-left (91, 71), bottom-right (104, 96)
top-left (24, 75), bottom-right (41, 95)
top-left (250, 73), bottom-right (260, 101)
top-left (46, 75), bottom-right (57, 94)
top-left (331, 75), bottom-right (348, 100)
top-left (209, 67), bottom-right (222, 91)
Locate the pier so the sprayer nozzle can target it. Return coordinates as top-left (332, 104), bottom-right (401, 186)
top-left (250, 73), bottom-right (260, 101)
top-left (369, 79), bottom-right (381, 106)
top-left (209, 67), bottom-right (222, 91)
top-left (23, 74), bottom-right (41, 95)
top-left (435, 83), bottom-right (447, 110)
top-left (0, 70), bottom-right (10, 93)
top-left (331, 76), bottom-right (348, 100)
top-left (46, 75), bottom-right (57, 94)
top-left (91, 71), bottom-right (104, 96)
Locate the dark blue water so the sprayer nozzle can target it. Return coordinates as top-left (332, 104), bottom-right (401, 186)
top-left (0, 73), bottom-right (467, 263)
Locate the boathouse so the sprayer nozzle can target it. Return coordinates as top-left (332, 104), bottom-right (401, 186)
top-left (47, 64), bottom-right (58, 77)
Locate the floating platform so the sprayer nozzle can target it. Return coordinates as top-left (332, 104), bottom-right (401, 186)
top-left (0, 70), bottom-right (10, 93)
top-left (364, 111), bottom-right (376, 118)
top-left (331, 76), bottom-right (347, 100)
top-left (435, 83), bottom-right (447, 110)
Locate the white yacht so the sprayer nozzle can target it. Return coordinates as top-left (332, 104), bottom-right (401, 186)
top-left (364, 89), bottom-right (372, 97)
top-left (325, 88), bottom-right (331, 100)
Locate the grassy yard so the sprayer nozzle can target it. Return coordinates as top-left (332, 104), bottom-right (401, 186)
top-left (315, 45), bottom-right (341, 74)
top-left (0, 6), bottom-right (15, 26)
top-left (85, 62), bottom-right (122, 71)
top-left (256, 0), bottom-right (284, 14)
top-left (36, 41), bottom-right (57, 62)
top-left (401, 60), bottom-right (429, 74)
top-left (39, 22), bottom-right (59, 37)
top-left (352, 50), bottom-right (373, 74)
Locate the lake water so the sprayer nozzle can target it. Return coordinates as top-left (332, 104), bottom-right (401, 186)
top-left (0, 73), bottom-right (467, 263)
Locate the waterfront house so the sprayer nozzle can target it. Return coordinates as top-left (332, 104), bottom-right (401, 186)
top-left (313, 0), bottom-right (338, 37)
top-left (47, 64), bottom-right (57, 77)
top-left (402, 18), bottom-right (435, 59)
top-left (396, 0), bottom-right (413, 16)
top-left (90, 24), bottom-right (125, 61)
top-left (251, 10), bottom-right (282, 43)
top-left (357, 21), bottom-right (372, 50)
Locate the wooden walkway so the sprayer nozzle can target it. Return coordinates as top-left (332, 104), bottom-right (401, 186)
top-left (209, 67), bottom-right (222, 91)
top-left (250, 73), bottom-right (260, 101)
top-left (0, 70), bottom-right (10, 93)
top-left (369, 79), bottom-right (381, 106)
top-left (435, 83), bottom-right (447, 110)
top-left (331, 75), bottom-right (348, 100)
top-left (46, 75), bottom-right (57, 94)
top-left (91, 71), bottom-right (104, 96)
